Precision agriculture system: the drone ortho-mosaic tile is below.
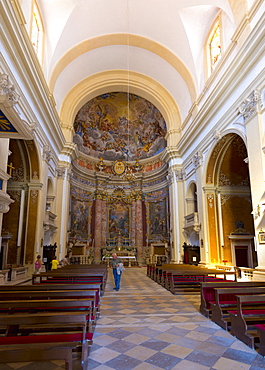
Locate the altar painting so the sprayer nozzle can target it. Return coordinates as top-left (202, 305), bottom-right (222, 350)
top-left (70, 198), bottom-right (90, 239)
top-left (109, 202), bottom-right (130, 238)
top-left (149, 199), bottom-right (168, 237)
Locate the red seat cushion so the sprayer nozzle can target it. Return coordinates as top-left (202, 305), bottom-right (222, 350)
top-left (0, 332), bottom-right (93, 345)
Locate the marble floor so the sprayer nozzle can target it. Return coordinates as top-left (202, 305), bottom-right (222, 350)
top-left (1, 267), bottom-right (265, 369)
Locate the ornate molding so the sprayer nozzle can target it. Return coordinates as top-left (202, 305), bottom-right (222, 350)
top-left (221, 193), bottom-right (251, 205)
top-left (0, 72), bottom-right (20, 107)
top-left (218, 171), bottom-right (250, 187)
top-left (43, 145), bottom-right (52, 162)
top-left (175, 169), bottom-right (185, 181)
top-left (207, 194), bottom-right (214, 208)
top-left (0, 190), bottom-right (15, 213)
top-left (56, 166), bottom-right (66, 179)
top-left (8, 190), bottom-right (21, 204)
top-left (192, 151), bottom-right (203, 169)
top-left (238, 90), bottom-right (262, 121)
top-left (30, 189), bottom-right (38, 205)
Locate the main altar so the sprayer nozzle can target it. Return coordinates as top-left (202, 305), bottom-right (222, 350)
top-left (101, 233), bottom-right (137, 267)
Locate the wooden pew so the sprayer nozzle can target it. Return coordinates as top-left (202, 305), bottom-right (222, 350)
top-left (32, 270), bottom-right (107, 293)
top-left (0, 343), bottom-right (75, 370)
top-left (0, 312), bottom-right (92, 369)
top-left (0, 283), bottom-right (101, 319)
top-left (228, 294), bottom-right (265, 349)
top-left (168, 269), bottom-right (237, 295)
top-left (149, 264), bottom-right (237, 293)
top-left (0, 290), bottom-right (99, 325)
top-left (200, 281), bottom-right (265, 318)
top-left (211, 286), bottom-right (265, 330)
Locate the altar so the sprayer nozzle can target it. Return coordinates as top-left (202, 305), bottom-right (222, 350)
top-left (102, 256), bottom-right (136, 267)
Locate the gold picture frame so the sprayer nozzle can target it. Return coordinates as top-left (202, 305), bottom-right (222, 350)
top-left (258, 230), bottom-right (265, 244)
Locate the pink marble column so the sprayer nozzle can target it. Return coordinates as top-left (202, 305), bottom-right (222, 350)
top-left (94, 198), bottom-right (102, 262)
top-left (135, 199), bottom-right (143, 264)
top-left (131, 201), bottom-right (136, 246)
top-left (101, 200), bottom-right (107, 248)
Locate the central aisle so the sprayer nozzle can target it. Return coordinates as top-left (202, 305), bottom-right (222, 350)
top-left (87, 267), bottom-right (265, 370)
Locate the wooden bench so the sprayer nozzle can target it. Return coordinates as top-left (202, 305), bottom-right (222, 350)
top-left (149, 264), bottom-right (237, 293)
top-left (211, 286), bottom-right (265, 330)
top-left (227, 294), bottom-right (265, 349)
top-left (199, 281), bottom-right (265, 318)
top-left (254, 323), bottom-right (265, 356)
top-left (0, 283), bottom-right (101, 319)
top-left (168, 269), bottom-right (237, 295)
top-left (32, 271), bottom-right (107, 293)
top-left (0, 312), bottom-right (92, 369)
top-left (0, 289), bottom-right (99, 325)
top-left (0, 298), bottom-right (94, 332)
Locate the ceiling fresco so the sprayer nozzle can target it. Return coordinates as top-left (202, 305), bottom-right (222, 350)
top-left (73, 92), bottom-right (167, 161)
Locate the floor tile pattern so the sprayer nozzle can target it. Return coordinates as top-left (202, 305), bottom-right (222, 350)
top-left (1, 268), bottom-right (265, 369)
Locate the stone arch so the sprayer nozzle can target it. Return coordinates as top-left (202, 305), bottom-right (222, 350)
top-left (186, 181), bottom-right (198, 214)
top-left (2, 139), bottom-right (41, 267)
top-left (205, 133), bottom-right (256, 266)
top-left (60, 70), bottom-right (181, 147)
top-left (49, 33), bottom-right (197, 103)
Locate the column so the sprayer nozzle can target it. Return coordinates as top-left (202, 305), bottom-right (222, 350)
top-left (168, 167), bottom-right (185, 263)
top-left (131, 201), bottom-right (136, 246)
top-left (55, 166), bottom-right (71, 262)
top-left (94, 197), bottom-right (102, 263)
top-left (241, 90), bottom-right (265, 269)
top-left (135, 197), bottom-right (143, 264)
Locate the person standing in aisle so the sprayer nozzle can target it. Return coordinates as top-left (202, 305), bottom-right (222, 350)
top-left (110, 253), bottom-right (124, 291)
top-left (34, 255), bottom-right (42, 273)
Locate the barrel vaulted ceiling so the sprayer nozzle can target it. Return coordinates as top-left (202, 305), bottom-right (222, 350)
top-left (19, 0), bottom-right (250, 137)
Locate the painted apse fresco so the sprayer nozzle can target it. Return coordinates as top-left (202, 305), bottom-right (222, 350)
top-left (70, 93), bottom-right (169, 261)
top-left (73, 92), bottom-right (167, 161)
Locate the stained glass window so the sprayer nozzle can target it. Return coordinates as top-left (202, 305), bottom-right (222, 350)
top-left (208, 21), bottom-right (221, 72)
top-left (31, 2), bottom-right (43, 62)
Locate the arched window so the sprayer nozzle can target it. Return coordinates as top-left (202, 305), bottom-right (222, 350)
top-left (30, 1), bottom-right (44, 63)
top-left (207, 19), bottom-right (222, 74)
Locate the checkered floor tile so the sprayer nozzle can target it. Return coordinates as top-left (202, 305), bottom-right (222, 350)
top-left (1, 267), bottom-right (265, 369)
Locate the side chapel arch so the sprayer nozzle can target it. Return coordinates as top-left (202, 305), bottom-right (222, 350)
top-left (2, 139), bottom-right (41, 267)
top-left (205, 133), bottom-right (256, 267)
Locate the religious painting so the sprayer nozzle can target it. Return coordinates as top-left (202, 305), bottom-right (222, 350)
top-left (73, 92), bottom-right (167, 161)
top-left (69, 198), bottom-right (90, 239)
top-left (108, 202), bottom-right (130, 238)
top-left (148, 199), bottom-right (168, 238)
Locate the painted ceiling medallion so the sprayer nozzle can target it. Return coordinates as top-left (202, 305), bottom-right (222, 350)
top-left (113, 160), bottom-right (126, 176)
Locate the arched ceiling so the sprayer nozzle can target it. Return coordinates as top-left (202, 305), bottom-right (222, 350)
top-left (28, 0), bottom-right (245, 130)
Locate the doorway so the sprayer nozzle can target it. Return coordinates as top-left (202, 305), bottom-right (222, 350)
top-left (234, 246), bottom-right (249, 267)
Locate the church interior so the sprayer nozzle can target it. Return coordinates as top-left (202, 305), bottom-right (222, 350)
top-left (0, 0), bottom-right (265, 368)
top-left (0, 0), bottom-right (264, 276)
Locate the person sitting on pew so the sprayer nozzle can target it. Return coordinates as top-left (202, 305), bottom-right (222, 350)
top-left (51, 256), bottom-right (59, 270)
top-left (61, 255), bottom-right (70, 267)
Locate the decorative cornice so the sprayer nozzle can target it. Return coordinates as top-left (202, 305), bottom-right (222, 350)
top-left (238, 90), bottom-right (262, 122)
top-left (0, 72), bottom-right (20, 108)
top-left (160, 147), bottom-right (180, 163)
top-left (56, 166), bottom-right (66, 179)
top-left (192, 151), bottom-right (203, 169)
top-left (175, 169), bottom-right (185, 181)
top-left (0, 190), bottom-right (15, 213)
top-left (61, 142), bottom-right (78, 160)
top-left (43, 145), bottom-right (52, 162)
